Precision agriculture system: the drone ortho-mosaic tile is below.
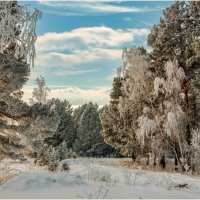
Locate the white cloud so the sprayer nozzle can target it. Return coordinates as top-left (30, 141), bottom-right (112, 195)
top-left (36, 27), bottom-right (149, 52)
top-left (22, 86), bottom-right (111, 105)
top-left (35, 48), bottom-right (122, 68)
top-left (54, 69), bottom-right (100, 76)
top-left (38, 2), bottom-right (160, 16)
top-left (35, 27), bottom-right (150, 68)
top-left (35, 50), bottom-right (99, 68)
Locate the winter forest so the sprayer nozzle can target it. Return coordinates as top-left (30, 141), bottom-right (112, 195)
top-left (1, 1), bottom-right (200, 199)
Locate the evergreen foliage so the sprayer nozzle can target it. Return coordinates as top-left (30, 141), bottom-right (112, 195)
top-left (73, 102), bottom-right (120, 157)
top-left (0, 1), bottom-right (41, 160)
top-left (45, 98), bottom-right (75, 148)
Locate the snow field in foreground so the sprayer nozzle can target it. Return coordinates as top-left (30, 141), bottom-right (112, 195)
top-left (0, 158), bottom-right (200, 198)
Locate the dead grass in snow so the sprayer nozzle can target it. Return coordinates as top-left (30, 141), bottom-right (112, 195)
top-left (0, 169), bottom-right (21, 186)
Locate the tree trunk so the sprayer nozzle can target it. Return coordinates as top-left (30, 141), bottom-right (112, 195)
top-left (146, 154), bottom-right (150, 166)
top-left (175, 156), bottom-right (178, 171)
top-left (153, 153), bottom-right (157, 167)
top-left (131, 152), bottom-right (136, 162)
top-left (160, 155), bottom-right (166, 170)
top-left (183, 79), bottom-right (191, 141)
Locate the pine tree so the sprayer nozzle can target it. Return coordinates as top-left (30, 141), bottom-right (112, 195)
top-left (0, 1), bottom-right (41, 159)
top-left (26, 102), bottom-right (60, 160)
top-left (72, 104), bottom-right (87, 130)
top-left (100, 77), bottom-right (128, 157)
top-left (73, 102), bottom-right (114, 157)
top-left (58, 140), bottom-right (76, 160)
top-left (45, 98), bottom-right (75, 148)
top-left (101, 47), bottom-right (152, 160)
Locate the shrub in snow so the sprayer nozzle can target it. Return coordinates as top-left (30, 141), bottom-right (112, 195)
top-left (85, 164), bottom-right (112, 186)
top-left (35, 145), bottom-right (59, 168)
top-left (48, 161), bottom-right (59, 172)
top-left (123, 170), bottom-right (138, 186)
top-left (61, 162), bottom-right (70, 172)
top-left (58, 141), bottom-right (77, 160)
top-left (35, 153), bottom-right (58, 170)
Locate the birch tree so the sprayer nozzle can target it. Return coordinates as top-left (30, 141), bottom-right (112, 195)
top-left (30, 76), bottom-right (50, 105)
top-left (137, 61), bottom-right (188, 170)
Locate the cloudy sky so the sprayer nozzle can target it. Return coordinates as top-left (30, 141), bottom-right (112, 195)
top-left (22, 1), bottom-right (173, 106)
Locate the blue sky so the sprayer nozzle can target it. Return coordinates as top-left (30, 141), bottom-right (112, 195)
top-left (22, 1), bottom-right (174, 105)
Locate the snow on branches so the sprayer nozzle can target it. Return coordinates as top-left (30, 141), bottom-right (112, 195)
top-left (136, 108), bottom-right (157, 146)
top-left (30, 76), bottom-right (50, 105)
top-left (154, 61), bottom-right (186, 97)
top-left (0, 1), bottom-right (42, 67)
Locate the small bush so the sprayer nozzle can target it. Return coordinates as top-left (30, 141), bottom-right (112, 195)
top-left (85, 164), bottom-right (113, 186)
top-left (48, 161), bottom-right (58, 172)
top-left (65, 149), bottom-right (77, 159)
top-left (61, 162), bottom-right (70, 171)
top-left (33, 142), bottom-right (76, 171)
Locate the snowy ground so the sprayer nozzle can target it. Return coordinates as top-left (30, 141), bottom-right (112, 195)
top-left (0, 158), bottom-right (200, 199)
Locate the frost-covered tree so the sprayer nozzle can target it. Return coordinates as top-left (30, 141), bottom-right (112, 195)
top-left (58, 140), bottom-right (76, 160)
top-left (25, 102), bottom-right (60, 159)
top-left (45, 98), bottom-right (75, 148)
top-left (0, 1), bottom-right (41, 66)
top-left (119, 47), bottom-right (153, 159)
top-left (0, 1), bottom-right (41, 159)
top-left (148, 1), bottom-right (200, 75)
top-left (101, 47), bottom-right (153, 161)
top-left (137, 61), bottom-right (189, 170)
top-left (28, 96), bottom-right (76, 168)
top-left (101, 1), bottom-right (200, 171)
top-left (0, 2), bottom-right (74, 169)
top-left (28, 99), bottom-right (76, 169)
top-left (30, 76), bottom-right (50, 105)
top-left (148, 1), bottom-right (200, 150)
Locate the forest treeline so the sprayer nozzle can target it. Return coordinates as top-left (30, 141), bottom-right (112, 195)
top-left (0, 1), bottom-right (200, 173)
top-left (0, 1), bottom-right (119, 171)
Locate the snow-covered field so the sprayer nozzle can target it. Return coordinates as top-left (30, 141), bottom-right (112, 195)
top-left (0, 158), bottom-right (200, 199)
